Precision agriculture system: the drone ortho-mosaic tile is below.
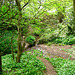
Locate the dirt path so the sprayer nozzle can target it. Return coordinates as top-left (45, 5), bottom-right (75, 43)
top-left (26, 44), bottom-right (75, 75)
top-left (26, 44), bottom-right (75, 60)
top-left (37, 57), bottom-right (57, 75)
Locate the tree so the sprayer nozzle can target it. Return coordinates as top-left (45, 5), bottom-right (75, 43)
top-left (0, 1), bottom-right (30, 73)
top-left (15, 0), bottom-right (30, 63)
top-left (15, 0), bottom-right (22, 63)
top-left (0, 53), bottom-right (2, 74)
top-left (73, 0), bottom-right (75, 34)
top-left (73, 0), bottom-right (75, 16)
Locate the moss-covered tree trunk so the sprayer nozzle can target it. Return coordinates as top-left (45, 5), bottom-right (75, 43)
top-left (15, 0), bottom-right (22, 63)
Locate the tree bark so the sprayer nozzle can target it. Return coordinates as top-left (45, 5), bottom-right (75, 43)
top-left (73, 0), bottom-right (75, 34)
top-left (15, 0), bottom-right (30, 63)
top-left (73, 0), bottom-right (75, 16)
top-left (0, 53), bottom-right (2, 74)
top-left (15, 0), bottom-right (22, 63)
top-left (11, 33), bottom-right (14, 60)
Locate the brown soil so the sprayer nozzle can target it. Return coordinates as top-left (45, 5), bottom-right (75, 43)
top-left (37, 57), bottom-right (57, 75)
top-left (26, 44), bottom-right (75, 60)
top-left (38, 44), bottom-right (75, 60)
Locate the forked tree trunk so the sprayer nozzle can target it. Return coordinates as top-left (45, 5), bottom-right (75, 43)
top-left (15, 0), bottom-right (22, 63)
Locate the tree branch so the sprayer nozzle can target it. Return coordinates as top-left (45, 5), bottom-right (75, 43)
top-left (21, 0), bottom-right (30, 10)
top-left (0, 0), bottom-right (30, 25)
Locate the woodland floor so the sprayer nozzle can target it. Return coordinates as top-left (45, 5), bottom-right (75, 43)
top-left (26, 44), bottom-right (75, 75)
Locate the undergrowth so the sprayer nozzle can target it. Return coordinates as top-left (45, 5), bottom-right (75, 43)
top-left (53, 35), bottom-right (75, 45)
top-left (0, 30), bottom-right (17, 55)
top-left (28, 48), bottom-right (75, 75)
top-left (45, 35), bottom-right (75, 46)
top-left (2, 52), bottom-right (46, 75)
top-left (46, 57), bottom-right (75, 75)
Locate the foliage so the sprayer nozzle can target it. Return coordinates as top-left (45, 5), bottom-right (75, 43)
top-left (53, 35), bottom-right (75, 45)
top-left (61, 46), bottom-right (75, 57)
top-left (2, 53), bottom-right (46, 75)
top-left (0, 0), bottom-right (75, 74)
top-left (47, 58), bottom-right (75, 75)
top-left (0, 3), bottom-right (18, 31)
top-left (26, 35), bottom-right (36, 46)
top-left (27, 49), bottom-right (43, 57)
top-left (38, 30), bottom-right (57, 44)
top-left (33, 27), bottom-right (41, 36)
top-left (0, 31), bottom-right (17, 55)
top-left (46, 42), bottom-right (52, 46)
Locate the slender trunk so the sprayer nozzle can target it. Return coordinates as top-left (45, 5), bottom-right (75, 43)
top-left (73, 0), bottom-right (75, 16)
top-left (0, 54), bottom-right (2, 74)
top-left (16, 0), bottom-right (30, 62)
top-left (73, 0), bottom-right (75, 34)
top-left (11, 33), bottom-right (14, 60)
top-left (15, 0), bottom-right (22, 63)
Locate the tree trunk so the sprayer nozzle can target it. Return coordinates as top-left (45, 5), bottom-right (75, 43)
top-left (0, 54), bottom-right (2, 74)
top-left (11, 31), bottom-right (15, 60)
top-left (15, 0), bottom-right (22, 63)
top-left (73, 0), bottom-right (75, 16)
top-left (73, 0), bottom-right (75, 34)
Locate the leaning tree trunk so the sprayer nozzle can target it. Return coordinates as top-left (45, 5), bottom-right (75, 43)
top-left (15, 0), bottom-right (22, 63)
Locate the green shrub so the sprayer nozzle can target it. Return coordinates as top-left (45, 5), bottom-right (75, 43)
top-left (38, 31), bottom-right (57, 44)
top-left (63, 35), bottom-right (75, 45)
top-left (0, 31), bottom-right (17, 55)
top-left (33, 30), bottom-right (40, 36)
top-left (26, 35), bottom-right (36, 46)
top-left (54, 38), bottom-right (62, 43)
top-left (68, 37), bottom-right (75, 45)
top-left (46, 42), bottom-right (52, 46)
top-left (51, 35), bottom-right (75, 45)
top-left (33, 27), bottom-right (41, 36)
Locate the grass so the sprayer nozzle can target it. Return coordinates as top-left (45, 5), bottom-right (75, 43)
top-left (2, 52), bottom-right (46, 75)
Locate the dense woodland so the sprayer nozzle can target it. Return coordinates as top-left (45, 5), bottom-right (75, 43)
top-left (0, 0), bottom-right (75, 75)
